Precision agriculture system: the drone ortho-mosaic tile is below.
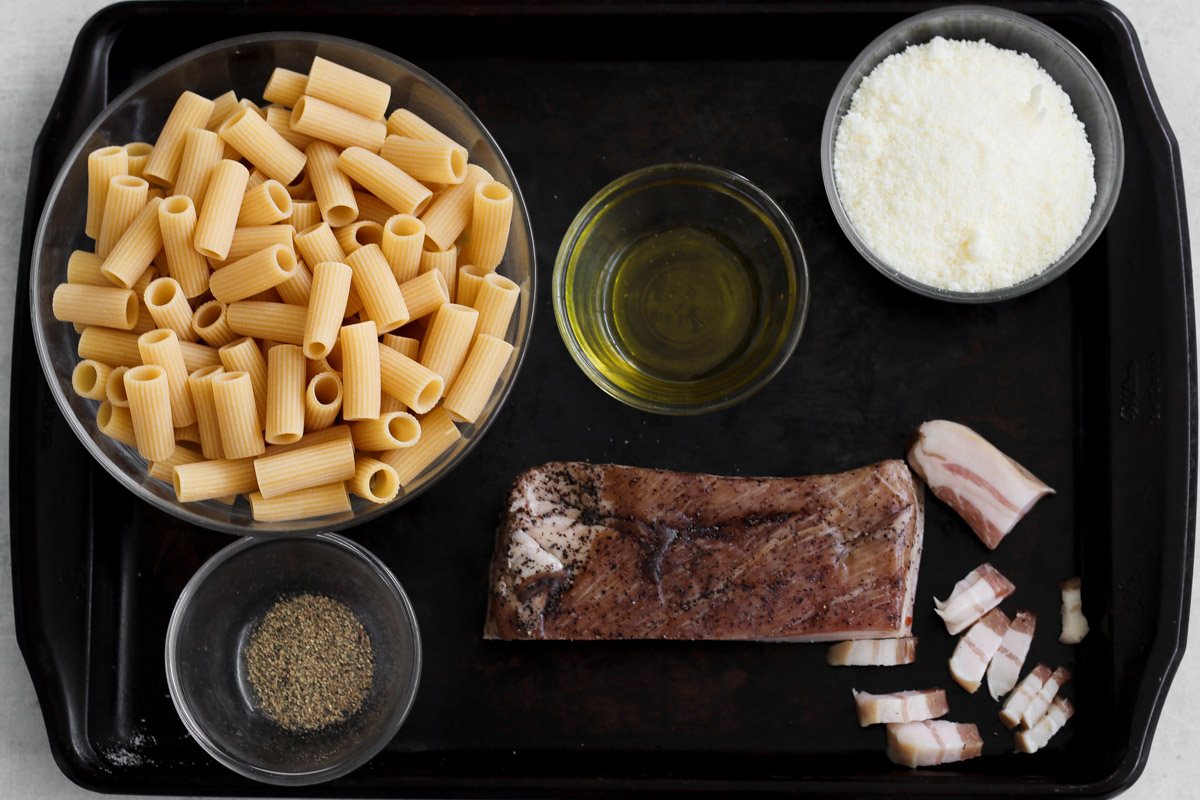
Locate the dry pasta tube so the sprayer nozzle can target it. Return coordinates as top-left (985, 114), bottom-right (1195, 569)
top-left (237, 179), bottom-right (293, 227)
top-left (211, 371), bottom-right (265, 458)
top-left (265, 344), bottom-right (305, 445)
top-left (473, 271), bottom-right (521, 339)
top-left (138, 329), bottom-right (197, 428)
top-left (291, 95), bottom-right (387, 152)
top-left (276, 260), bottom-right (313, 307)
top-left (216, 224), bottom-right (296, 266)
top-left (352, 190), bottom-right (395, 226)
top-left (52, 284), bottom-right (139, 330)
top-left (444, 334), bottom-right (514, 423)
top-left (86, 146), bottom-right (128, 239)
top-left (379, 135), bottom-right (467, 185)
top-left (304, 371), bottom-right (342, 431)
top-left (305, 261), bottom-right (353, 359)
top-left (418, 303), bottom-right (478, 386)
top-left (191, 300), bottom-right (237, 347)
top-left (294, 221), bottom-right (346, 266)
top-left (96, 175), bottom-right (149, 259)
top-left (186, 364), bottom-right (225, 459)
top-left (349, 457), bottom-right (399, 504)
top-left (419, 244), bottom-right (458, 302)
top-left (67, 250), bottom-right (107, 286)
top-left (209, 244), bottom-right (297, 303)
top-left (380, 333), bottom-right (420, 359)
top-left (124, 364), bottom-right (176, 461)
top-left (263, 67), bottom-right (307, 107)
top-left (337, 147), bottom-right (431, 216)
top-left (217, 106), bottom-right (307, 185)
top-left (218, 337), bottom-right (268, 425)
top-left (173, 422), bottom-right (202, 444)
top-left (173, 127), bottom-right (225, 207)
top-left (334, 220), bottom-right (384, 255)
top-left (72, 359), bottom-right (113, 401)
top-left (144, 277), bottom-right (199, 341)
top-left (193, 159), bottom-right (250, 261)
top-left (340, 320), bottom-right (381, 420)
top-left (148, 443), bottom-right (204, 482)
top-left (179, 340), bottom-right (222, 373)
top-left (461, 180), bottom-right (513, 270)
top-left (123, 142), bottom-right (153, 179)
top-left (305, 140), bottom-right (357, 227)
top-left (385, 108), bottom-right (467, 157)
top-left (143, 91), bottom-right (215, 187)
top-left (249, 481), bottom-right (351, 522)
top-left (246, 168), bottom-right (268, 192)
top-left (351, 411), bottom-right (420, 451)
top-left (455, 264), bottom-right (490, 308)
top-left (346, 244), bottom-right (409, 333)
top-left (419, 164), bottom-right (491, 251)
top-left (306, 56), bottom-right (391, 120)
top-left (106, 365), bottom-right (131, 406)
top-left (227, 301), bottom-right (307, 345)
top-left (284, 169), bottom-right (313, 200)
top-left (173, 457), bottom-right (259, 502)
top-left (157, 195), bottom-right (210, 298)
top-left (398, 268), bottom-right (449, 321)
top-left (97, 400), bottom-right (136, 447)
top-left (378, 406), bottom-right (461, 486)
top-left (253, 434), bottom-right (356, 499)
top-left (264, 104), bottom-right (315, 151)
top-left (289, 200), bottom-right (322, 232)
top-left (378, 343), bottom-right (443, 414)
top-left (382, 214), bottom-right (425, 284)
top-left (79, 326), bottom-right (141, 368)
top-left (206, 91), bottom-right (239, 131)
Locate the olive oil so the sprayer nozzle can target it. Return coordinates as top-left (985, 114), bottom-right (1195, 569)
top-left (609, 225), bottom-right (760, 382)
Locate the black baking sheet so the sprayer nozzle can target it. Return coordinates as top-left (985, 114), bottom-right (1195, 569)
top-left (12, 1), bottom-right (1195, 797)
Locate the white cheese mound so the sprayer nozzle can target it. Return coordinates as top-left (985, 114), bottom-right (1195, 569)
top-left (833, 37), bottom-right (1096, 292)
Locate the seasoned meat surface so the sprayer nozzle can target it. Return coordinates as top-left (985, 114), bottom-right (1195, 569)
top-left (485, 460), bottom-right (924, 641)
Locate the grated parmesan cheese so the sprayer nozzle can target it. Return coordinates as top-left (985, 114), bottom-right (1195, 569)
top-left (833, 37), bottom-right (1095, 292)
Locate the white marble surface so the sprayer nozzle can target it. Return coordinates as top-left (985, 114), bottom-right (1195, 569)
top-left (1, 1), bottom-right (1196, 797)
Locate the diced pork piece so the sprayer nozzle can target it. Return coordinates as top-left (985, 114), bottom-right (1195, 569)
top-left (934, 563), bottom-right (1015, 635)
top-left (827, 637), bottom-right (918, 667)
top-left (948, 608), bottom-right (1010, 693)
top-left (853, 688), bottom-right (948, 726)
top-left (885, 720), bottom-right (983, 768)
top-left (1058, 577), bottom-right (1089, 644)
top-left (1015, 695), bottom-right (1075, 753)
top-left (999, 664), bottom-right (1053, 729)
top-left (987, 610), bottom-right (1037, 700)
top-left (907, 420), bottom-right (1054, 550)
top-left (1021, 666), bottom-right (1072, 729)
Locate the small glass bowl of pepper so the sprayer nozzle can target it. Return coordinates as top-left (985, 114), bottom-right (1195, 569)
top-left (165, 533), bottom-right (421, 785)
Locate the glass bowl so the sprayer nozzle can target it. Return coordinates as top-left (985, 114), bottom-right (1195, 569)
top-left (553, 163), bottom-right (809, 415)
top-left (30, 32), bottom-right (535, 534)
top-left (164, 533), bottom-right (421, 785)
top-left (820, 5), bottom-right (1124, 302)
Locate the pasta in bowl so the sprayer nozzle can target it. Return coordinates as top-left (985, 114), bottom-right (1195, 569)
top-left (30, 33), bottom-right (534, 534)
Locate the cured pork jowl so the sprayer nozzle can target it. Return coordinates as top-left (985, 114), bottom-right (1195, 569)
top-left (1058, 577), bottom-right (1089, 644)
top-left (853, 688), bottom-right (948, 726)
top-left (999, 664), bottom-right (1053, 729)
top-left (1015, 695), bottom-right (1075, 754)
top-left (987, 610), bottom-right (1037, 700)
top-left (948, 608), bottom-right (1010, 693)
top-left (485, 461), bottom-right (924, 641)
top-left (934, 563), bottom-right (1015, 635)
top-left (907, 420), bottom-right (1053, 550)
top-left (885, 720), bottom-right (983, 768)
top-left (828, 637), bottom-right (917, 667)
top-left (1022, 666), bottom-right (1071, 729)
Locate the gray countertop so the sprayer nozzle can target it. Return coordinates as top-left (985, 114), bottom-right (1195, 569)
top-left (2, 1), bottom-right (1196, 797)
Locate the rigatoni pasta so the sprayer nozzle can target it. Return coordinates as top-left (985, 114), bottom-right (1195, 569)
top-left (86, 146), bottom-right (128, 240)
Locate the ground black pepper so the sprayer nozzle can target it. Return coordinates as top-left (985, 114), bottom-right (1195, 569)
top-left (245, 593), bottom-right (375, 732)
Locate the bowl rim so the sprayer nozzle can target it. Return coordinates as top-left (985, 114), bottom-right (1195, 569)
top-left (551, 161), bottom-right (810, 415)
top-left (819, 4), bottom-right (1125, 303)
top-left (163, 532), bottom-right (422, 785)
top-left (30, 31), bottom-right (536, 535)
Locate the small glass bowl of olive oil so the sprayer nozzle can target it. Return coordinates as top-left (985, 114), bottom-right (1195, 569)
top-left (553, 163), bottom-right (809, 414)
